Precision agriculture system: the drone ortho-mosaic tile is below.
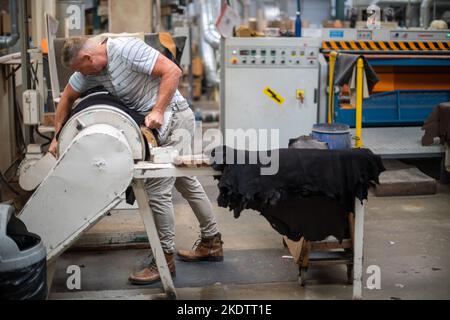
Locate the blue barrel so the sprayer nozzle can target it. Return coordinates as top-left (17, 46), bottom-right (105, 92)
top-left (311, 123), bottom-right (351, 150)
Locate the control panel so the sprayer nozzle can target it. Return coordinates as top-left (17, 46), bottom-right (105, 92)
top-left (223, 37), bottom-right (321, 148)
top-left (322, 28), bottom-right (450, 42)
top-left (356, 30), bottom-right (372, 40)
top-left (390, 30), bottom-right (450, 41)
top-left (227, 45), bottom-right (319, 68)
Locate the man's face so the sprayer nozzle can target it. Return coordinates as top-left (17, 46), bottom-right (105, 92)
top-left (70, 52), bottom-right (102, 76)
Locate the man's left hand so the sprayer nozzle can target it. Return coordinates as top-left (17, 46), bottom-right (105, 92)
top-left (145, 109), bottom-right (164, 129)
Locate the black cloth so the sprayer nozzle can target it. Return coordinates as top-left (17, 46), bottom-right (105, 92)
top-left (211, 147), bottom-right (385, 241)
top-left (261, 196), bottom-right (349, 242)
top-left (333, 53), bottom-right (379, 92)
top-left (71, 92), bottom-right (146, 125)
top-left (56, 92), bottom-right (146, 142)
top-left (422, 102), bottom-right (450, 146)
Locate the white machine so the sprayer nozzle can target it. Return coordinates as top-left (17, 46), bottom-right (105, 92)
top-left (16, 95), bottom-right (176, 298)
top-left (222, 37), bottom-right (323, 148)
top-left (19, 102), bottom-right (144, 262)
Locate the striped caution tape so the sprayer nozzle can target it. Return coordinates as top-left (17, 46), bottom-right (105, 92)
top-left (321, 40), bottom-right (450, 52)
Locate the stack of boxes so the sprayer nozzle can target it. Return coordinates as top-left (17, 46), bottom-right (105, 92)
top-left (178, 43), bottom-right (204, 101)
top-left (191, 47), bottom-right (203, 100)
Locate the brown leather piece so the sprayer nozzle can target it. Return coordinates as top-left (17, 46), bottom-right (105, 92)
top-left (140, 125), bottom-right (159, 148)
top-left (422, 102), bottom-right (450, 146)
top-left (159, 32), bottom-right (177, 61)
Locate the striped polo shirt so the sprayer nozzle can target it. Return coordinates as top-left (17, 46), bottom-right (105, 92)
top-left (68, 37), bottom-right (185, 114)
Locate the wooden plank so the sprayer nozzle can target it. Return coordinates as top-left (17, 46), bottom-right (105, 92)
top-left (301, 240), bottom-right (311, 268)
top-left (310, 239), bottom-right (352, 251)
top-left (283, 236), bottom-right (304, 264)
top-left (375, 160), bottom-right (436, 196)
top-left (349, 212), bottom-right (355, 251)
top-left (308, 260), bottom-right (353, 266)
top-left (132, 179), bottom-right (177, 300)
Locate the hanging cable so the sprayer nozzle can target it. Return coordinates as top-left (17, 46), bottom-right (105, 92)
top-left (11, 72), bottom-right (26, 154)
top-left (34, 126), bottom-right (52, 148)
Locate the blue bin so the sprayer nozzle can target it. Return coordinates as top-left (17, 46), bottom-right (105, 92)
top-left (311, 123), bottom-right (351, 150)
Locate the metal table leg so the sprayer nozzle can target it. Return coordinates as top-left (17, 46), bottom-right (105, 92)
top-left (132, 179), bottom-right (177, 300)
top-left (353, 199), bottom-right (365, 300)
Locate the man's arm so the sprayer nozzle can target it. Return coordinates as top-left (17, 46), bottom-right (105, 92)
top-left (48, 84), bottom-right (81, 157)
top-left (144, 54), bottom-right (182, 129)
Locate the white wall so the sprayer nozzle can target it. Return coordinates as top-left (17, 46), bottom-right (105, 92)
top-left (246, 0), bottom-right (331, 27)
top-left (108, 0), bottom-right (152, 33)
top-left (286, 0), bottom-right (331, 27)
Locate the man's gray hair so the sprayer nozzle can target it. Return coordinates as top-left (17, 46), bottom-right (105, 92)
top-left (61, 36), bottom-right (90, 68)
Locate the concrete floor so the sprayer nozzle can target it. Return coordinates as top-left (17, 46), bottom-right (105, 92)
top-left (49, 176), bottom-right (450, 300)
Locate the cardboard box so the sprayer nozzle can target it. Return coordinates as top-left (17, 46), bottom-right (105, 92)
top-left (248, 18), bottom-right (258, 32)
top-left (43, 113), bottom-right (55, 127)
top-left (192, 56), bottom-right (204, 78)
top-left (2, 12), bottom-right (11, 34)
top-left (235, 25), bottom-right (253, 37)
top-left (193, 78), bottom-right (202, 99)
top-left (0, 12), bottom-right (31, 35)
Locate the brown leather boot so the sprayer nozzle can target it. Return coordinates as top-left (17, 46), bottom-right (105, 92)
top-left (177, 233), bottom-right (224, 262)
top-left (128, 252), bottom-right (176, 285)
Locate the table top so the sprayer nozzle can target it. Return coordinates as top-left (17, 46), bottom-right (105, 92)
top-left (133, 162), bottom-right (221, 179)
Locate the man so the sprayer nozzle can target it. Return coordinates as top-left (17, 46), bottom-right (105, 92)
top-left (49, 36), bottom-right (223, 284)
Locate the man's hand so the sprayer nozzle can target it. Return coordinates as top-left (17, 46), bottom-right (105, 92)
top-left (145, 109), bottom-right (164, 129)
top-left (48, 138), bottom-right (58, 158)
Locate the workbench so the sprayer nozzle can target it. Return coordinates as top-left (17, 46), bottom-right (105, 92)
top-left (131, 162), bottom-right (366, 300)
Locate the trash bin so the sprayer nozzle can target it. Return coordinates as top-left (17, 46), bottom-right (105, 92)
top-left (312, 123), bottom-right (352, 150)
top-left (0, 204), bottom-right (47, 300)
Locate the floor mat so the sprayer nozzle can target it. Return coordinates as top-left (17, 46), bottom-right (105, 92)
top-left (51, 248), bottom-right (299, 292)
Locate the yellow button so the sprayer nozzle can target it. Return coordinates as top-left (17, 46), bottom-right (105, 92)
top-left (231, 58), bottom-right (238, 64)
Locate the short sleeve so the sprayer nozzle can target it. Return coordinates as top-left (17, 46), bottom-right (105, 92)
top-left (68, 72), bottom-right (97, 93)
top-left (121, 38), bottom-right (160, 75)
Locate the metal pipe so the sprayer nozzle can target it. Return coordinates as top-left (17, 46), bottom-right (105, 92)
top-left (18, 0), bottom-right (30, 91)
top-left (199, 0), bottom-right (220, 50)
top-left (198, 0), bottom-right (220, 87)
top-left (328, 51), bottom-right (338, 124)
top-left (220, 0), bottom-right (225, 134)
top-left (155, 0), bottom-right (162, 32)
top-left (355, 58), bottom-right (364, 149)
top-left (199, 35), bottom-right (220, 86)
top-left (0, 0), bottom-right (19, 49)
top-left (237, 0), bottom-right (249, 26)
top-left (420, 0), bottom-right (432, 28)
top-left (18, 0), bottom-right (32, 146)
